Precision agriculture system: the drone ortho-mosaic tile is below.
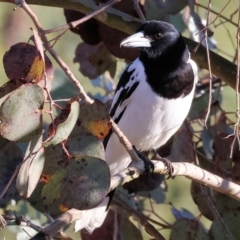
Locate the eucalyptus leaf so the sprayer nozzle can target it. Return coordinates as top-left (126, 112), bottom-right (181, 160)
top-left (0, 84), bottom-right (44, 142)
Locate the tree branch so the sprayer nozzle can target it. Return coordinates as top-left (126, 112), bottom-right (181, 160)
top-left (110, 160), bottom-right (240, 202)
top-left (2, 0), bottom-right (237, 91)
top-left (0, 0), bottom-right (236, 90)
top-left (112, 199), bottom-right (166, 240)
top-left (19, 0), bottom-right (94, 104)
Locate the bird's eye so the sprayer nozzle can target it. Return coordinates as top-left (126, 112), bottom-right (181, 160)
top-left (154, 33), bottom-right (162, 39)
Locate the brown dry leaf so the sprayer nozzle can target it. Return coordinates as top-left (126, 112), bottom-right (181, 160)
top-left (170, 122), bottom-right (195, 163)
top-left (64, 9), bottom-right (101, 45)
top-left (74, 42), bottom-right (116, 79)
top-left (212, 132), bottom-right (233, 170)
top-left (3, 42), bottom-right (53, 84)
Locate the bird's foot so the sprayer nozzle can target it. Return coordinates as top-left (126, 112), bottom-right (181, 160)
top-left (132, 145), bottom-right (154, 173)
top-left (153, 150), bottom-right (173, 179)
top-left (160, 157), bottom-right (174, 179)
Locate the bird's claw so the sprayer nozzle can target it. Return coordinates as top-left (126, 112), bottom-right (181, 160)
top-left (133, 145), bottom-right (154, 173)
top-left (160, 157), bottom-right (174, 179)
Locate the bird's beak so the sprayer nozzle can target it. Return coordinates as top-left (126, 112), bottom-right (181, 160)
top-left (120, 31), bottom-right (151, 48)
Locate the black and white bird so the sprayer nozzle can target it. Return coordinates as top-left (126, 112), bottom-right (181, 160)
top-left (105, 20), bottom-right (198, 176)
top-left (75, 20), bottom-right (198, 233)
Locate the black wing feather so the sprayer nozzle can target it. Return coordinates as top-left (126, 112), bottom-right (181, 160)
top-left (103, 66), bottom-right (140, 148)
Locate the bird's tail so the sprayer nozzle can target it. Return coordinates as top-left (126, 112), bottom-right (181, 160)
top-left (74, 196), bottom-right (110, 233)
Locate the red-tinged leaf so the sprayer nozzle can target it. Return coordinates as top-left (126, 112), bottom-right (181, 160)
top-left (0, 84), bottom-right (45, 142)
top-left (72, 100), bottom-right (110, 139)
top-left (3, 42), bottom-right (53, 82)
top-left (74, 42), bottom-right (116, 79)
top-left (43, 98), bottom-right (80, 147)
top-left (42, 156), bottom-right (110, 210)
top-left (16, 133), bottom-right (44, 198)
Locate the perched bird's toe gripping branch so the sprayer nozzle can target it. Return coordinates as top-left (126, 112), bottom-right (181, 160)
top-left (132, 145), bottom-right (154, 173)
top-left (157, 156), bottom-right (174, 179)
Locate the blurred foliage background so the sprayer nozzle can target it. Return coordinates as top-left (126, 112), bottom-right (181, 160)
top-left (0, 0), bottom-right (239, 239)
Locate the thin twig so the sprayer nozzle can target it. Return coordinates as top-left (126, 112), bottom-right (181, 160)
top-left (200, 185), bottom-right (234, 240)
top-left (43, 0), bottom-right (120, 34)
top-left (208, 0), bottom-right (231, 25)
top-left (230, 4), bottom-right (240, 157)
top-left (4, 214), bottom-right (44, 233)
top-left (194, 155), bottom-right (234, 240)
top-left (113, 199), bottom-right (166, 240)
top-left (132, 0), bottom-right (146, 22)
top-left (110, 119), bottom-right (141, 163)
top-left (147, 197), bottom-right (171, 227)
top-left (195, 2), bottom-right (237, 27)
top-left (204, 1), bottom-right (213, 127)
top-left (19, 0), bottom-right (94, 104)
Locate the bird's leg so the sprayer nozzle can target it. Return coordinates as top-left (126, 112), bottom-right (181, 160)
top-left (153, 150), bottom-right (174, 179)
top-left (132, 145), bottom-right (154, 173)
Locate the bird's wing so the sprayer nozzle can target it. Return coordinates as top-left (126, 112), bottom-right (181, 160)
top-left (103, 59), bottom-right (142, 147)
top-left (110, 59), bottom-right (142, 121)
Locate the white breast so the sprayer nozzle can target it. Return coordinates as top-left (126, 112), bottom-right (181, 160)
top-left (105, 59), bottom-right (198, 176)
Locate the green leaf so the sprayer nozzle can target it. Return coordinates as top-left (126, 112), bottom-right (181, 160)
top-left (0, 79), bottom-right (27, 106)
top-left (41, 167), bottom-right (67, 207)
top-left (170, 219), bottom-right (209, 240)
top-left (42, 156), bottom-right (110, 210)
top-left (43, 98), bottom-right (80, 147)
top-left (16, 133), bottom-right (45, 198)
top-left (66, 133), bottom-right (105, 160)
top-left (28, 182), bottom-right (62, 218)
top-left (210, 210), bottom-right (240, 240)
top-left (42, 132), bottom-right (105, 185)
top-left (42, 144), bottom-right (65, 183)
top-left (0, 84), bottom-right (44, 142)
top-left (72, 100), bottom-right (110, 139)
top-left (191, 181), bottom-right (214, 221)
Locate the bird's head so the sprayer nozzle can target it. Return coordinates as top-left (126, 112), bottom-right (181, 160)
top-left (120, 21), bottom-right (183, 59)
